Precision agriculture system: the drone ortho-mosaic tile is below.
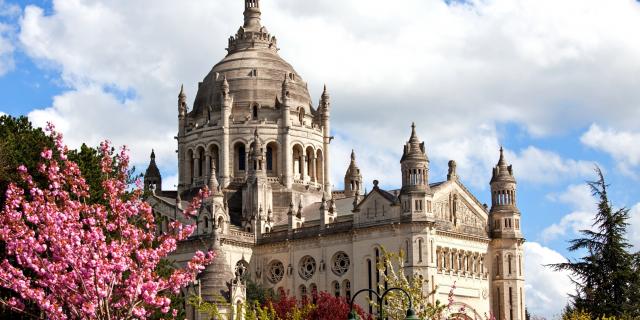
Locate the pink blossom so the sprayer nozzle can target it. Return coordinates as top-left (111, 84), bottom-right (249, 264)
top-left (0, 125), bottom-right (213, 319)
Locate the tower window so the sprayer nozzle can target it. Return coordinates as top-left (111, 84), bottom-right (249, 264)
top-left (266, 146), bottom-right (273, 171)
top-left (252, 105), bottom-right (258, 119)
top-left (237, 145), bottom-right (246, 171)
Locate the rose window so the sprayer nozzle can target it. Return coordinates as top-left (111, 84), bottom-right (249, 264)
top-left (332, 252), bottom-right (350, 276)
top-left (298, 256), bottom-right (316, 280)
top-left (267, 260), bottom-right (284, 284)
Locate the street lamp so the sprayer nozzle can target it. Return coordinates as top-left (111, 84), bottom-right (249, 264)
top-left (347, 287), bottom-right (419, 320)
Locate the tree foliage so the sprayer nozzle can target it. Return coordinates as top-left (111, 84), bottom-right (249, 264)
top-left (0, 124), bottom-right (214, 319)
top-left (372, 247), bottom-right (450, 320)
top-left (550, 167), bottom-right (640, 318)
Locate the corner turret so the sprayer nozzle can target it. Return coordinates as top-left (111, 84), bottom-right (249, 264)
top-left (489, 147), bottom-right (525, 320)
top-left (344, 150), bottom-right (363, 198)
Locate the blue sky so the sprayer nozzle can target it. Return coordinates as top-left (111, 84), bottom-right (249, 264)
top-left (2, 0), bottom-right (640, 318)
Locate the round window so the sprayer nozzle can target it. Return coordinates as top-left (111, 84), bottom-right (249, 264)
top-left (298, 256), bottom-right (316, 280)
top-left (267, 260), bottom-right (284, 284)
top-left (331, 252), bottom-right (350, 276)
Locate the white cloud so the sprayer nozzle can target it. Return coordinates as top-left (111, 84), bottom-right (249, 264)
top-left (627, 203), bottom-right (640, 250)
top-left (0, 23), bottom-right (15, 76)
top-left (0, 0), bottom-right (19, 76)
top-left (17, 0), bottom-right (640, 183)
top-left (524, 242), bottom-right (573, 319)
top-left (541, 184), bottom-right (596, 242)
top-left (581, 124), bottom-right (640, 177)
top-left (508, 147), bottom-right (595, 185)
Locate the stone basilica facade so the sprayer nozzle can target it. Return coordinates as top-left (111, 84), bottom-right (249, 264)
top-left (144, 1), bottom-right (525, 319)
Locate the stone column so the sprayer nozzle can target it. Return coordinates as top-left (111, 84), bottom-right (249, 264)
top-left (205, 153), bottom-right (211, 181)
top-left (194, 154), bottom-right (201, 181)
top-left (310, 154), bottom-right (316, 183)
top-left (301, 155), bottom-right (307, 182)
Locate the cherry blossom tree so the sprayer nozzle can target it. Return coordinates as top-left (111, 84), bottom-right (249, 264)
top-left (0, 124), bottom-right (213, 319)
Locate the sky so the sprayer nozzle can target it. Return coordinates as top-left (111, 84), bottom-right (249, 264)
top-left (1, 0), bottom-right (640, 318)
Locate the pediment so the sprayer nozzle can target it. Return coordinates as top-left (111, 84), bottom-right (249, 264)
top-left (432, 181), bottom-right (489, 234)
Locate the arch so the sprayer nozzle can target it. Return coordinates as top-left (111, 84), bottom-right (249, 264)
top-left (196, 146), bottom-right (205, 178)
top-left (299, 284), bottom-right (307, 302)
top-left (266, 141), bottom-right (279, 177)
top-left (217, 215), bottom-right (224, 226)
top-left (305, 146), bottom-right (315, 181)
top-left (292, 144), bottom-right (304, 179)
top-left (310, 283), bottom-right (318, 303)
top-left (332, 280), bottom-right (340, 297)
top-left (252, 104), bottom-right (259, 119)
top-left (233, 142), bottom-right (247, 173)
top-left (342, 279), bottom-right (351, 301)
top-left (417, 238), bottom-right (424, 263)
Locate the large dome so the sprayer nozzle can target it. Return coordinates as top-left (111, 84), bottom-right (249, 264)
top-left (191, 1), bottom-right (313, 119)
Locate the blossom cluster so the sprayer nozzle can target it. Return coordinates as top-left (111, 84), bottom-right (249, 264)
top-left (0, 123), bottom-right (213, 319)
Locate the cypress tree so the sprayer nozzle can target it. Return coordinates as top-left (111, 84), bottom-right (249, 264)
top-left (550, 167), bottom-right (639, 318)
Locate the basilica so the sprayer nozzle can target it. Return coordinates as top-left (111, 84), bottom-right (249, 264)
top-left (144, 1), bottom-right (525, 319)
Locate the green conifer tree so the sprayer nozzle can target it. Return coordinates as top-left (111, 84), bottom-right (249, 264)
top-left (550, 167), bottom-right (639, 318)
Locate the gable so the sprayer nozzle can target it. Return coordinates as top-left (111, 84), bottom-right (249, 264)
top-left (432, 181), bottom-right (489, 234)
top-left (354, 189), bottom-right (399, 225)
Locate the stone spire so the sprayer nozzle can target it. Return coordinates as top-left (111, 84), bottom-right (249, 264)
top-left (320, 84), bottom-right (330, 111)
top-left (491, 147), bottom-right (516, 184)
top-left (243, 0), bottom-right (262, 31)
top-left (144, 149), bottom-right (162, 193)
top-left (344, 149), bottom-right (363, 197)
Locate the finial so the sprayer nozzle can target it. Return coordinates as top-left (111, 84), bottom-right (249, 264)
top-left (178, 84), bottom-right (185, 98)
top-left (498, 146), bottom-right (507, 166)
top-left (209, 163), bottom-right (219, 193)
top-left (150, 149), bottom-right (156, 160)
top-left (350, 149), bottom-right (356, 161)
top-left (254, 128), bottom-right (259, 138)
top-left (373, 180), bottom-right (379, 188)
top-left (447, 160), bottom-right (457, 181)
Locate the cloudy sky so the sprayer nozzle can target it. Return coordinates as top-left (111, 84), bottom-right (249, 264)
top-left (2, 0), bottom-right (640, 318)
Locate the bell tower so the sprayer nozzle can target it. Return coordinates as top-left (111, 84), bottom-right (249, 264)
top-left (489, 148), bottom-right (525, 320)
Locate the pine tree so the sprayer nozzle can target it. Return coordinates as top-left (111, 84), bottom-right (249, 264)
top-left (550, 167), bottom-right (639, 318)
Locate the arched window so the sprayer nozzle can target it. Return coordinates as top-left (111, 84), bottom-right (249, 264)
top-left (310, 284), bottom-right (318, 303)
top-left (343, 280), bottom-right (351, 301)
top-left (266, 145), bottom-right (273, 171)
top-left (508, 255), bottom-right (513, 274)
top-left (237, 144), bottom-right (246, 171)
top-left (299, 285), bottom-right (307, 302)
top-left (252, 105), bottom-right (258, 119)
top-left (332, 281), bottom-right (340, 297)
